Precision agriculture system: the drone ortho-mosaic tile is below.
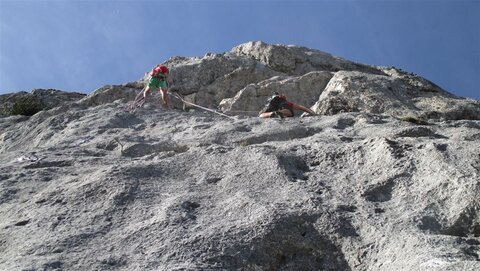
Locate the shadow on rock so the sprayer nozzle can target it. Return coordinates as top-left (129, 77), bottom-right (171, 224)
top-left (208, 214), bottom-right (353, 271)
top-left (417, 203), bottom-right (480, 238)
top-left (277, 154), bottom-right (310, 181)
top-left (121, 142), bottom-right (189, 158)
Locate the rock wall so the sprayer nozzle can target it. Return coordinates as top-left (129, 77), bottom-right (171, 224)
top-left (1, 41), bottom-right (479, 271)
top-left (0, 104), bottom-right (479, 270)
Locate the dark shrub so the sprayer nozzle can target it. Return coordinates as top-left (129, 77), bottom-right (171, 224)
top-left (5, 96), bottom-right (46, 116)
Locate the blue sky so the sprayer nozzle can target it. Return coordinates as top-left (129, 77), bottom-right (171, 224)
top-left (1, 0), bottom-right (479, 99)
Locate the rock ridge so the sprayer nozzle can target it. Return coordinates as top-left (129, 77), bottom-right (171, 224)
top-left (78, 41), bottom-right (479, 121)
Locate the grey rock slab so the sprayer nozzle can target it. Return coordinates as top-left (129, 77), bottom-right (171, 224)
top-left (1, 107), bottom-right (479, 270)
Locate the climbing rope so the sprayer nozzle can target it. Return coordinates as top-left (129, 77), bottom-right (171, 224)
top-left (125, 88), bottom-right (240, 120)
top-left (168, 92), bottom-right (237, 120)
top-left (125, 89), bottom-right (146, 112)
top-left (225, 110), bottom-right (259, 114)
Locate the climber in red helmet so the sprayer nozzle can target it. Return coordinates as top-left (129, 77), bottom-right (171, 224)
top-left (142, 64), bottom-right (173, 109)
top-left (129, 64), bottom-right (173, 111)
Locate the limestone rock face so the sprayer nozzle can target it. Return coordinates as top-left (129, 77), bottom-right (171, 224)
top-left (163, 54), bottom-right (281, 108)
top-left (231, 41), bottom-right (383, 75)
top-left (79, 82), bottom-right (144, 107)
top-left (219, 71), bottom-right (334, 116)
top-left (29, 89), bottom-right (86, 108)
top-left (312, 70), bottom-right (479, 120)
top-left (1, 41), bottom-right (479, 271)
top-left (0, 105), bottom-right (479, 271)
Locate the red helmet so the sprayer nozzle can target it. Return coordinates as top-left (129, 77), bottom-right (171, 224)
top-left (152, 65), bottom-right (169, 76)
top-left (158, 65), bottom-right (169, 74)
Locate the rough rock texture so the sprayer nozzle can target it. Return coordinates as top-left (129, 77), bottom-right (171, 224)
top-left (79, 82), bottom-right (144, 107)
top-left (231, 41), bottom-right (382, 75)
top-left (219, 71), bottom-right (333, 115)
top-left (1, 41), bottom-right (479, 270)
top-left (311, 70), bottom-right (479, 120)
top-left (1, 105), bottom-right (479, 271)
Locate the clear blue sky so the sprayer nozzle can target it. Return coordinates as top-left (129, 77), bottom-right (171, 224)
top-left (1, 0), bottom-right (479, 99)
